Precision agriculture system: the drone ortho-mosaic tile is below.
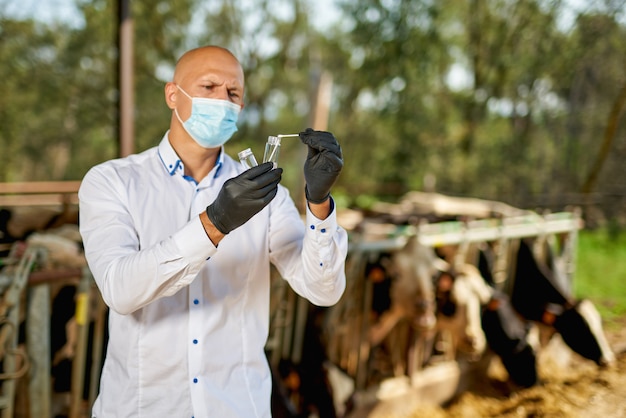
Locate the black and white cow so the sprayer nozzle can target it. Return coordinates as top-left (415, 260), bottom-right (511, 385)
top-left (511, 238), bottom-right (615, 367)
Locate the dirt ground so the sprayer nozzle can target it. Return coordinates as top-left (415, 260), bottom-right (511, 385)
top-left (405, 316), bottom-right (626, 418)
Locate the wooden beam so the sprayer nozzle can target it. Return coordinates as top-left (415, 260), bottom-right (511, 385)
top-left (0, 194), bottom-right (79, 207)
top-left (0, 181), bottom-right (81, 194)
top-left (0, 181), bottom-right (80, 207)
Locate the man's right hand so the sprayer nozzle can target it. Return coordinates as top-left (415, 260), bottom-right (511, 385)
top-left (206, 162), bottom-right (282, 235)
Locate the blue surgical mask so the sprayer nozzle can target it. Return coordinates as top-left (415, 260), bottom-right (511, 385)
top-left (174, 85), bottom-right (241, 148)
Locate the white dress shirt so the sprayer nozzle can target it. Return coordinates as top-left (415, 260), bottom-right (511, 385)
top-left (78, 133), bottom-right (347, 418)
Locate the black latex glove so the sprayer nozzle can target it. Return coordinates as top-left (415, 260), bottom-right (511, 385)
top-left (206, 162), bottom-right (282, 234)
top-left (299, 128), bottom-right (343, 204)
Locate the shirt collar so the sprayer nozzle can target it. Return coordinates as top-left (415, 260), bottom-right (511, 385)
top-left (157, 132), bottom-right (225, 180)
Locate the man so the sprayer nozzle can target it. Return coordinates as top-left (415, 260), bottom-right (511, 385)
top-left (79, 45), bottom-right (347, 417)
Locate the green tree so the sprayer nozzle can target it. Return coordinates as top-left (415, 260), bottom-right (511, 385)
top-left (2, 0), bottom-right (625, 224)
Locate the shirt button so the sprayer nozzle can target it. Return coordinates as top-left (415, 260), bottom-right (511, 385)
top-left (310, 225), bottom-right (315, 230)
top-left (193, 378), bottom-right (198, 383)
top-left (193, 339), bottom-right (198, 344)
top-left (321, 228), bottom-right (326, 233)
top-left (193, 299), bottom-right (199, 305)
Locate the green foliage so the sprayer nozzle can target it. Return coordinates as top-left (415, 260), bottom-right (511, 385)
top-left (1, 0), bottom-right (625, 223)
top-left (0, 1), bottom-right (118, 181)
top-left (575, 228), bottom-right (626, 325)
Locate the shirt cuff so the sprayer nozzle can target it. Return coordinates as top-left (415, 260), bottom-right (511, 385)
top-left (305, 198), bottom-right (339, 244)
top-left (172, 216), bottom-right (218, 261)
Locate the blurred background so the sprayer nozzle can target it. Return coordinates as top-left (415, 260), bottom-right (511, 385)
top-left (2, 1), bottom-right (626, 417)
top-left (1, 0), bottom-right (625, 226)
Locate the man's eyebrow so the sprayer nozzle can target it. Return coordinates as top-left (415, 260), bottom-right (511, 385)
top-left (226, 82), bottom-right (243, 91)
top-left (197, 76), bottom-right (221, 84)
top-left (197, 76), bottom-right (242, 88)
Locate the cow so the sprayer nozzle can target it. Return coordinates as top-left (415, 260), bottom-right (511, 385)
top-left (511, 238), bottom-right (615, 368)
top-left (481, 289), bottom-right (539, 388)
top-left (270, 303), bottom-right (340, 418)
top-left (477, 237), bottom-right (615, 389)
top-left (434, 263), bottom-right (493, 360)
top-left (367, 236), bottom-right (440, 349)
top-left (0, 206), bottom-right (79, 258)
top-left (360, 236), bottom-right (446, 383)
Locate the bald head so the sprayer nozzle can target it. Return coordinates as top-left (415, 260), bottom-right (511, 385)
top-left (174, 46), bottom-right (242, 81)
top-left (168, 45), bottom-right (245, 107)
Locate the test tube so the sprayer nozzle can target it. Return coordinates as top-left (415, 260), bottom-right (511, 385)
top-left (238, 148), bottom-right (258, 169)
top-left (263, 136), bottom-right (281, 167)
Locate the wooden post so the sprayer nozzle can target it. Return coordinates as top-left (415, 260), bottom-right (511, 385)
top-left (118, 0), bottom-right (134, 157)
top-left (88, 292), bottom-right (107, 408)
top-left (296, 68), bottom-right (334, 213)
top-left (281, 289), bottom-right (297, 360)
top-left (356, 267), bottom-right (374, 390)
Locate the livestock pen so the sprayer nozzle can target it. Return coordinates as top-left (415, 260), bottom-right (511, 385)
top-left (265, 193), bottom-right (613, 417)
top-left (0, 184), bottom-right (612, 418)
top-left (0, 181), bottom-right (103, 418)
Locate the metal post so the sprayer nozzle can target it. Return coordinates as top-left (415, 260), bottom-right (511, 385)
top-left (290, 297), bottom-right (309, 365)
top-left (0, 247), bottom-right (38, 417)
top-left (27, 283), bottom-right (51, 418)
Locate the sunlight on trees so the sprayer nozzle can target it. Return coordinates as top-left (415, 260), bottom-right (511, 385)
top-left (1, 0), bottom-right (625, 225)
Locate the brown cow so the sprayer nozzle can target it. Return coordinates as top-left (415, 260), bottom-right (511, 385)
top-left (368, 236), bottom-right (441, 348)
top-left (435, 263), bottom-right (492, 360)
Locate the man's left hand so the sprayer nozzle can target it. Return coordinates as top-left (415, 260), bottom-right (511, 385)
top-left (299, 128), bottom-right (343, 204)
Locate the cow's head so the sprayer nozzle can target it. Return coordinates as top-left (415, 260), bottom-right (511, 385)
top-left (385, 236), bottom-right (445, 331)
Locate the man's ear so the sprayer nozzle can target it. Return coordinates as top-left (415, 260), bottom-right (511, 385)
top-left (164, 82), bottom-right (177, 110)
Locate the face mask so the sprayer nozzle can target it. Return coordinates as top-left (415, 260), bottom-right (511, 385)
top-left (174, 85), bottom-right (241, 148)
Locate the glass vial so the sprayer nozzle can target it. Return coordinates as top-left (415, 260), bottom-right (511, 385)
top-left (263, 136), bottom-right (281, 168)
top-left (238, 148), bottom-right (258, 169)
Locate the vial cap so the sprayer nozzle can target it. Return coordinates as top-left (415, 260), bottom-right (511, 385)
top-left (267, 136), bottom-right (281, 145)
top-left (238, 148), bottom-right (253, 159)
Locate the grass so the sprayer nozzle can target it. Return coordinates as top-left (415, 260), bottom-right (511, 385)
top-left (574, 228), bottom-right (626, 327)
